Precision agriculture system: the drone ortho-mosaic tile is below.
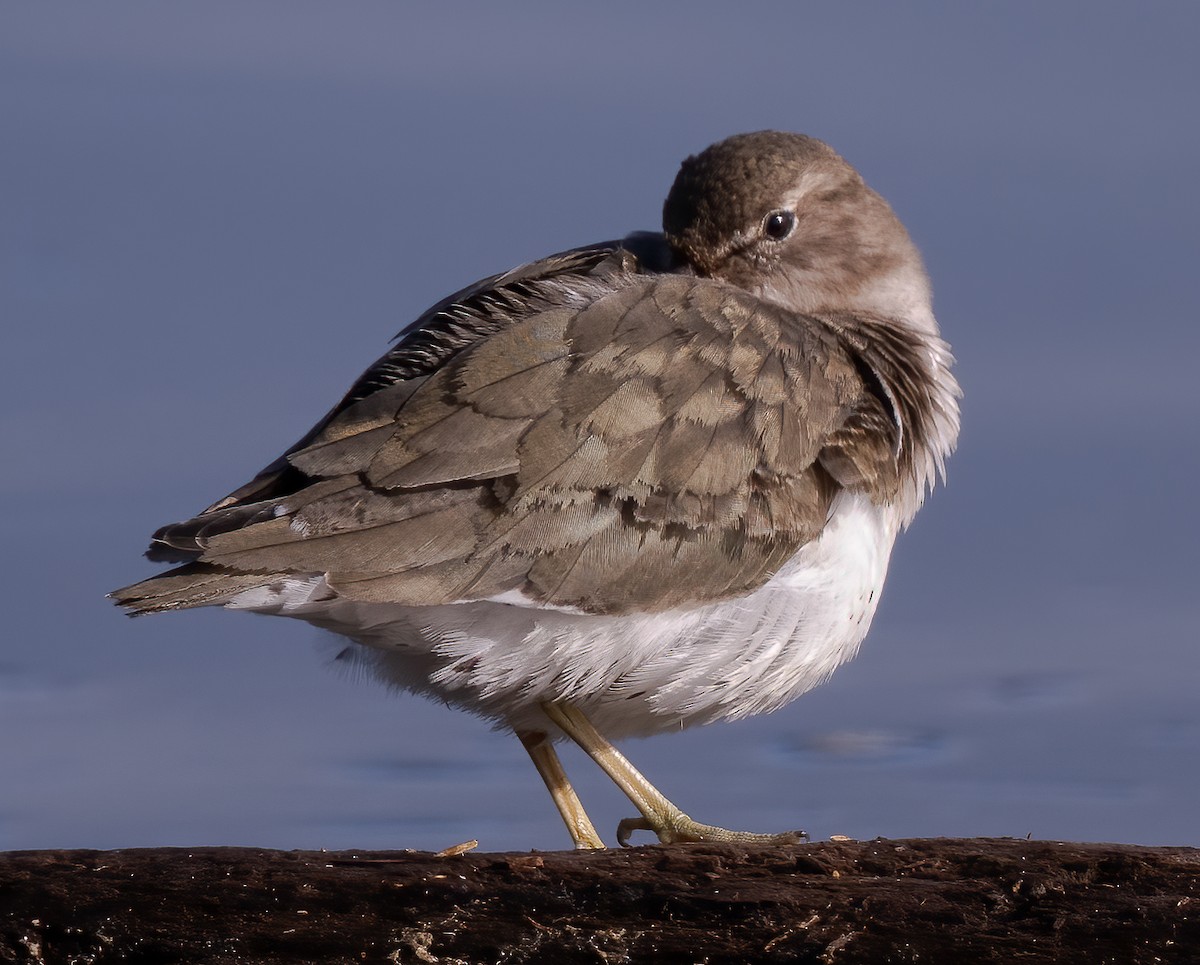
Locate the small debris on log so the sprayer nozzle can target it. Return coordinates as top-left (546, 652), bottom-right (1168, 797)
top-left (1, 838), bottom-right (1196, 963)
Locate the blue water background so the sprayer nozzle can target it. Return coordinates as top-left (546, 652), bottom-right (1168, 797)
top-left (1, 2), bottom-right (1197, 852)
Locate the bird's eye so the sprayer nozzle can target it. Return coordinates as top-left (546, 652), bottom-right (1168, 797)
top-left (762, 209), bottom-right (796, 241)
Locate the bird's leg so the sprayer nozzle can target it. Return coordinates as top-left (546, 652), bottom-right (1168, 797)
top-left (540, 701), bottom-right (806, 847)
top-left (517, 729), bottom-right (606, 850)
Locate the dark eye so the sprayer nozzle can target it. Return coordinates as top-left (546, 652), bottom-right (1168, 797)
top-left (763, 209), bottom-right (796, 240)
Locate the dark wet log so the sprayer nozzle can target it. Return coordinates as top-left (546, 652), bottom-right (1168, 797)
top-left (1, 838), bottom-right (1196, 963)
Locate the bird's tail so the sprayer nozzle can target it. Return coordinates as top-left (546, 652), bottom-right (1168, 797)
top-left (110, 563), bottom-right (287, 615)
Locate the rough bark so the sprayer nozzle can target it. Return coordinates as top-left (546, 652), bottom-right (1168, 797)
top-left (1, 838), bottom-right (1196, 963)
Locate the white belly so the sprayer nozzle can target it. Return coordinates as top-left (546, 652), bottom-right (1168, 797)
top-left (231, 490), bottom-right (900, 739)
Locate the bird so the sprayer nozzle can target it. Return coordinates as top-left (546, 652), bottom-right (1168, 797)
top-left (112, 131), bottom-right (960, 850)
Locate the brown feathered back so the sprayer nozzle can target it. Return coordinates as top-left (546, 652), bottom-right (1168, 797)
top-left (113, 239), bottom-right (924, 616)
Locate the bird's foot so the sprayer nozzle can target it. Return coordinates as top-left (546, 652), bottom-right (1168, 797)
top-left (616, 812), bottom-right (807, 847)
top-left (539, 701), bottom-right (808, 850)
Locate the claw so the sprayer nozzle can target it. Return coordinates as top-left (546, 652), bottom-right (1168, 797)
top-left (617, 817), bottom-right (650, 847)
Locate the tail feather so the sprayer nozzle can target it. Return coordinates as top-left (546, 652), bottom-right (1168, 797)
top-left (146, 502), bottom-right (282, 563)
top-left (145, 476), bottom-right (359, 563)
top-left (110, 563), bottom-right (287, 615)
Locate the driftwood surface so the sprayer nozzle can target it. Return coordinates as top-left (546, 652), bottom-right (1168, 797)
top-left (1, 837), bottom-right (1196, 964)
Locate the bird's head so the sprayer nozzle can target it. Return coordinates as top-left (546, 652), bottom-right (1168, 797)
top-left (663, 131), bottom-right (934, 329)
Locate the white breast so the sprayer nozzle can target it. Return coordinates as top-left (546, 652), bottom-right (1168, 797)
top-left (231, 490), bottom-right (900, 739)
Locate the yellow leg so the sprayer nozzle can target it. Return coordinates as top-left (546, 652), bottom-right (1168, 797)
top-left (518, 729), bottom-right (605, 850)
top-left (541, 701), bottom-right (806, 847)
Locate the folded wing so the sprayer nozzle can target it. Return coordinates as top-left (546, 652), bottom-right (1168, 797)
top-left (115, 239), bottom-right (899, 616)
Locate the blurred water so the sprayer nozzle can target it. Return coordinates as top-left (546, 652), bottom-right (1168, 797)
top-left (2, 2), bottom-right (1197, 853)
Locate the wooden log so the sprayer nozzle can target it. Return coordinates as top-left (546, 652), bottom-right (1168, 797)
top-left (1, 838), bottom-right (1196, 963)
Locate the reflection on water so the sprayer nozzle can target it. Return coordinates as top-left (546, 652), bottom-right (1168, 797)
top-left (777, 729), bottom-right (953, 766)
top-left (987, 672), bottom-right (1087, 708)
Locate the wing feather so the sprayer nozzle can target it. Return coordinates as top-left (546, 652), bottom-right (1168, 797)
top-left (117, 238), bottom-right (906, 617)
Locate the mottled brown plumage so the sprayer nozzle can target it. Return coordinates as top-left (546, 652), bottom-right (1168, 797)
top-left (113, 132), bottom-right (960, 849)
top-left (116, 261), bottom-right (923, 614)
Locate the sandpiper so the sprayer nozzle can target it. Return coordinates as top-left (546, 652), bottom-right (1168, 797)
top-left (114, 131), bottom-right (960, 849)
